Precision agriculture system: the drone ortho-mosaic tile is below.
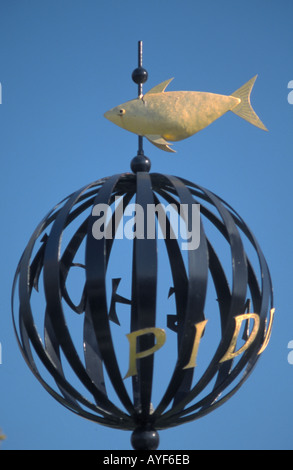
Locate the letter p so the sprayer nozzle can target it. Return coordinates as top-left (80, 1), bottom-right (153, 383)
top-left (124, 327), bottom-right (166, 379)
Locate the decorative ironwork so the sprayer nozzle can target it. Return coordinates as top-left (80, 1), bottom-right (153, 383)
top-left (12, 41), bottom-right (274, 450)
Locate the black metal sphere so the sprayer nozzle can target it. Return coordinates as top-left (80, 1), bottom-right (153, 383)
top-left (131, 426), bottom-right (160, 450)
top-left (12, 171), bottom-right (274, 445)
top-left (131, 154), bottom-right (151, 173)
top-left (132, 67), bottom-right (148, 85)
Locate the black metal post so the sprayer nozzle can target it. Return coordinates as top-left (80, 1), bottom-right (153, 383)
top-left (131, 41), bottom-right (148, 155)
top-left (138, 40), bottom-right (143, 97)
top-left (131, 41), bottom-right (151, 173)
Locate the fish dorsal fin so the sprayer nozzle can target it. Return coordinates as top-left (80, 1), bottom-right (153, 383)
top-left (145, 78), bottom-right (174, 96)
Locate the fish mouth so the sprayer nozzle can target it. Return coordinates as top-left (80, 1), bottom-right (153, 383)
top-left (104, 108), bottom-right (126, 128)
top-left (104, 109), bottom-right (122, 123)
top-left (104, 110), bottom-right (111, 121)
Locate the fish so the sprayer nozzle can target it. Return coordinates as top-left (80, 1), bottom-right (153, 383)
top-left (104, 76), bottom-right (267, 152)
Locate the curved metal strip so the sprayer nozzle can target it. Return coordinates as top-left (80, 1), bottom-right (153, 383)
top-left (83, 302), bottom-right (107, 395)
top-left (152, 187), bottom-right (198, 407)
top-left (152, 174), bottom-right (209, 418)
top-left (130, 172), bottom-right (157, 422)
top-left (105, 190), bottom-right (136, 266)
top-left (44, 309), bottom-right (79, 407)
top-left (152, 192), bottom-right (188, 330)
top-left (59, 218), bottom-right (89, 313)
top-left (85, 174), bottom-right (135, 415)
top-left (83, 191), bottom-right (134, 394)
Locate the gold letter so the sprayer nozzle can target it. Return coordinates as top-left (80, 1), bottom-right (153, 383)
top-left (220, 313), bottom-right (260, 363)
top-left (257, 308), bottom-right (275, 355)
top-left (183, 320), bottom-right (208, 369)
top-left (124, 327), bottom-right (166, 379)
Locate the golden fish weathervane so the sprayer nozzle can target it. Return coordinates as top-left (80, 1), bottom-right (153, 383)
top-left (104, 75), bottom-right (267, 152)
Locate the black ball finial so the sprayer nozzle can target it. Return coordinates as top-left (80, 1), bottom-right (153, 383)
top-left (132, 67), bottom-right (148, 85)
top-left (131, 426), bottom-right (160, 450)
top-left (131, 154), bottom-right (151, 173)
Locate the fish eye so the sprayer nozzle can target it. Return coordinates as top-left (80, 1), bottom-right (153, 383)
top-left (118, 108), bottom-right (126, 116)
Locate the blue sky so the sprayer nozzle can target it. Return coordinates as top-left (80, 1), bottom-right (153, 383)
top-left (1, 0), bottom-right (293, 450)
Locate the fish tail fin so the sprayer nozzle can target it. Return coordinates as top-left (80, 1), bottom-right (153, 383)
top-left (231, 75), bottom-right (268, 131)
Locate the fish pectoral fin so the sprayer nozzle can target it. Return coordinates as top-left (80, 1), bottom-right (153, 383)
top-left (146, 135), bottom-right (176, 153)
top-left (144, 78), bottom-right (174, 96)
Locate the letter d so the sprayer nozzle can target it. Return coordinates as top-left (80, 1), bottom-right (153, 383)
top-left (220, 313), bottom-right (260, 363)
